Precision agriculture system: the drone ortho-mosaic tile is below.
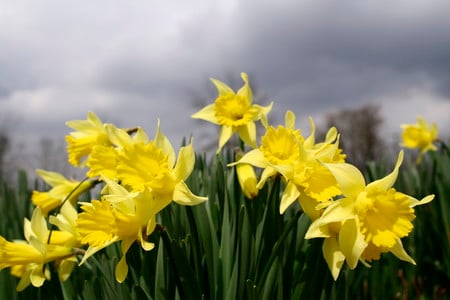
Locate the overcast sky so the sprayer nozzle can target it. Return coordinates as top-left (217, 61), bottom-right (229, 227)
top-left (1, 0), bottom-right (450, 173)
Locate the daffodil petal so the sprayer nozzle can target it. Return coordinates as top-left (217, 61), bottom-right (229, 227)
top-left (367, 151), bottom-right (403, 190)
top-left (173, 181), bottom-right (207, 206)
top-left (297, 194), bottom-right (323, 220)
top-left (30, 267), bottom-right (46, 287)
top-left (304, 117), bottom-right (316, 148)
top-left (231, 149), bottom-right (267, 168)
top-left (237, 122), bottom-right (257, 148)
top-left (58, 259), bottom-right (76, 281)
top-left (116, 238), bottom-right (134, 283)
top-left (409, 194), bottom-right (434, 207)
top-left (217, 126), bottom-right (234, 153)
top-left (237, 72), bottom-right (252, 104)
top-left (210, 78), bottom-right (234, 96)
top-left (339, 218), bottom-right (366, 269)
top-left (154, 119), bottom-right (176, 167)
top-left (317, 198), bottom-right (354, 225)
top-left (16, 269), bottom-right (32, 291)
top-left (285, 110), bottom-right (295, 129)
top-left (279, 181), bottom-right (300, 214)
top-left (304, 219), bottom-right (331, 239)
top-left (35, 169), bottom-right (67, 187)
top-left (104, 124), bottom-right (132, 148)
top-left (191, 103), bottom-right (218, 124)
top-left (323, 163), bottom-right (365, 199)
top-left (174, 142), bottom-right (195, 181)
top-left (390, 238), bottom-right (415, 264)
top-left (323, 236), bottom-right (345, 281)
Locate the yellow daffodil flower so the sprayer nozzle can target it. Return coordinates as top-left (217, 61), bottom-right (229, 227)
top-left (232, 111), bottom-right (344, 218)
top-left (76, 178), bottom-right (157, 283)
top-left (0, 208), bottom-right (75, 291)
top-left (66, 111), bottom-right (110, 167)
top-left (401, 116), bottom-right (439, 163)
top-left (32, 169), bottom-right (93, 215)
top-left (306, 150), bottom-right (434, 279)
top-left (116, 121), bottom-right (207, 212)
top-left (86, 124), bottom-right (149, 179)
top-left (192, 72), bottom-right (273, 152)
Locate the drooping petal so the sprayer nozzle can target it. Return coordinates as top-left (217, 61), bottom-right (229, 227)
top-left (339, 218), bottom-right (366, 269)
top-left (390, 238), bottom-right (416, 264)
top-left (256, 167), bottom-right (277, 190)
top-left (297, 193), bottom-right (324, 221)
top-left (323, 162), bottom-right (366, 199)
top-left (279, 181), bottom-right (300, 214)
top-left (173, 181), bottom-right (208, 206)
top-left (237, 122), bottom-right (257, 149)
top-left (58, 258), bottom-right (77, 281)
top-left (304, 218), bottom-right (331, 239)
top-left (323, 236), bottom-right (345, 281)
top-left (29, 267), bottom-right (47, 288)
top-left (115, 238), bottom-right (134, 283)
top-left (138, 230), bottom-right (155, 251)
top-left (16, 269), bottom-right (32, 291)
top-left (217, 125), bottom-right (235, 153)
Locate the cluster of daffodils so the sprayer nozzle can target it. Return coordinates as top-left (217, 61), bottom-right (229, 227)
top-left (0, 72), bottom-right (436, 290)
top-left (0, 114), bottom-right (207, 290)
top-left (192, 72), bottom-right (435, 279)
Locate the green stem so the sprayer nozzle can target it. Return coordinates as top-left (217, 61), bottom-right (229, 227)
top-left (255, 210), bottom-right (301, 288)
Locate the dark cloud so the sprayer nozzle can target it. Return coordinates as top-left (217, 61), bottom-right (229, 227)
top-left (1, 0), bottom-right (450, 152)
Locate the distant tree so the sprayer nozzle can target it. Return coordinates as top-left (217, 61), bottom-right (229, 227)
top-left (319, 104), bottom-right (386, 170)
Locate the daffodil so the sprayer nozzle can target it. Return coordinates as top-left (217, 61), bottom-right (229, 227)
top-left (0, 208), bottom-right (75, 291)
top-left (86, 124), bottom-right (149, 179)
top-left (76, 178), bottom-right (157, 283)
top-left (306, 150), bottom-right (434, 279)
top-left (401, 116), bottom-right (439, 163)
top-left (116, 121), bottom-right (207, 212)
top-left (232, 111), bottom-right (344, 218)
top-left (66, 111), bottom-right (110, 167)
top-left (191, 72), bottom-right (273, 152)
top-left (32, 169), bottom-right (94, 215)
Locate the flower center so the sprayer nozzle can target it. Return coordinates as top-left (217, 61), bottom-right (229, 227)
top-left (117, 142), bottom-right (175, 193)
top-left (214, 94), bottom-right (256, 126)
top-left (355, 188), bottom-right (414, 249)
top-left (260, 126), bottom-right (302, 165)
